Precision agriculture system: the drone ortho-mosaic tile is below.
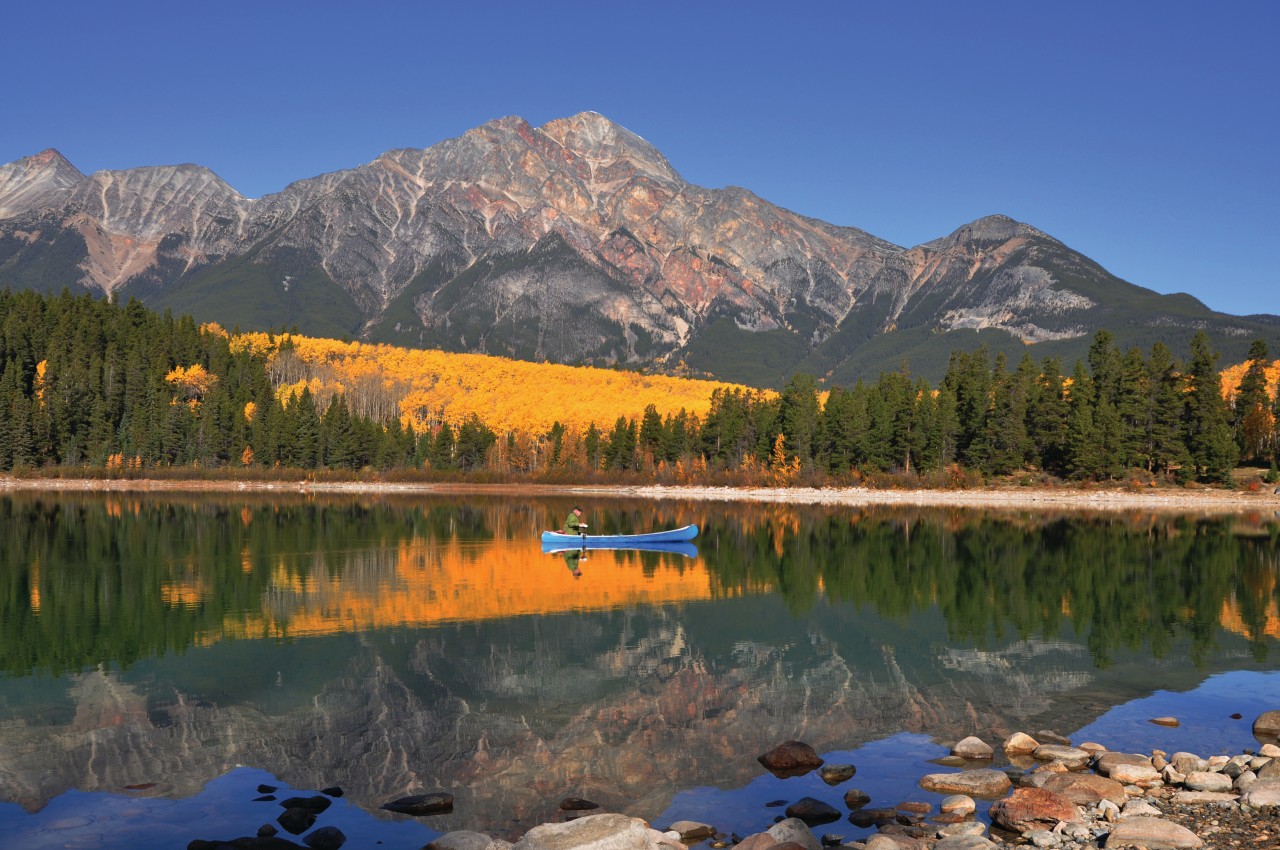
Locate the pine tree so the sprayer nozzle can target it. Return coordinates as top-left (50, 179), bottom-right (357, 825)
top-left (1183, 332), bottom-right (1239, 483)
top-left (1065, 361), bottom-right (1102, 479)
top-left (1028, 358), bottom-right (1070, 475)
top-left (1145, 342), bottom-right (1189, 476)
top-left (779, 373), bottom-right (820, 467)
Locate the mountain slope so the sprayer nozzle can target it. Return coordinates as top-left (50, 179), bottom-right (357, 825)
top-left (1, 114), bottom-right (1275, 385)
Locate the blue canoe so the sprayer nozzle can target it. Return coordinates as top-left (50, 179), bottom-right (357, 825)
top-left (542, 541), bottom-right (699, 558)
top-left (540, 524), bottom-right (699, 546)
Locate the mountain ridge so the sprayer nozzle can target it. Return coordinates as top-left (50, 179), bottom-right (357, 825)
top-left (1, 112), bottom-right (1274, 385)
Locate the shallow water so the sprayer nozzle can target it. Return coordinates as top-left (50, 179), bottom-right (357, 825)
top-left (2, 493), bottom-right (1279, 849)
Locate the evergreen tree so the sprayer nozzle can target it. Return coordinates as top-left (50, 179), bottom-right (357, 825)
top-left (779, 373), bottom-right (820, 467)
top-left (430, 421), bottom-right (456, 470)
top-left (455, 415), bottom-right (496, 470)
top-left (1146, 342), bottom-right (1188, 476)
top-left (1028, 358), bottom-right (1070, 475)
top-left (1183, 332), bottom-right (1239, 483)
top-left (1065, 361), bottom-right (1102, 479)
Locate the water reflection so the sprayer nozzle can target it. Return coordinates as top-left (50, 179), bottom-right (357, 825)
top-left (1, 493), bottom-right (1279, 842)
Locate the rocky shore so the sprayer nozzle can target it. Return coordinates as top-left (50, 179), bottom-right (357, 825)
top-left (4, 475), bottom-right (1280, 516)
top-left (187, 714), bottom-right (1280, 850)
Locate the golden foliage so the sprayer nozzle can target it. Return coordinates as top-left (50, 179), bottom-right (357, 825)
top-left (165, 364), bottom-right (218, 400)
top-left (1220, 359), bottom-right (1280, 402)
top-left (232, 332), bottom-right (761, 434)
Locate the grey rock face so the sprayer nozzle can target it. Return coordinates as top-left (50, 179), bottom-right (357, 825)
top-left (3, 114), bottom-right (1274, 382)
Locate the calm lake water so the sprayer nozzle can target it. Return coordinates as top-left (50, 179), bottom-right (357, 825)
top-left (2, 493), bottom-right (1280, 850)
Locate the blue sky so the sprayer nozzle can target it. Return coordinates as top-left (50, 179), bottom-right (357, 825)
top-left (3, 0), bottom-right (1276, 315)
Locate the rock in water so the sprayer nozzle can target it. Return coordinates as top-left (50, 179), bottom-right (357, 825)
top-left (1150, 716), bottom-right (1180, 727)
top-left (277, 807), bottom-right (317, 835)
top-left (560, 799), bottom-right (601, 812)
top-left (783, 798), bottom-right (841, 826)
top-left (758, 741), bottom-right (824, 776)
top-left (817, 764), bottom-right (855, 785)
top-left (381, 792), bottom-right (454, 816)
top-left (666, 821), bottom-right (715, 840)
top-left (304, 826), bottom-right (347, 850)
top-left (842, 789), bottom-right (871, 809)
top-left (1002, 732), bottom-right (1039, 756)
top-left (1254, 710), bottom-right (1280, 739)
top-left (918, 770), bottom-right (1012, 798)
top-left (951, 737), bottom-right (993, 759)
top-left (280, 796), bottom-right (331, 814)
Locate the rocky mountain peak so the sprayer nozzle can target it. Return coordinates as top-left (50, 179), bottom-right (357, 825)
top-left (0, 148), bottom-right (86, 219)
top-left (922, 214), bottom-right (1056, 250)
top-left (538, 112), bottom-right (682, 185)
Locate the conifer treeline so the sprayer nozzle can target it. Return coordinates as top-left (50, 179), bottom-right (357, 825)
top-left (1, 290), bottom-right (1277, 483)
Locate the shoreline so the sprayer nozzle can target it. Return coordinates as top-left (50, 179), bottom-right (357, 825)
top-left (3, 475), bottom-right (1280, 516)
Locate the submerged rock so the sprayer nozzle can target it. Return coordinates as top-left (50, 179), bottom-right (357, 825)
top-left (783, 798), bottom-right (841, 826)
top-left (381, 792), bottom-right (454, 816)
top-left (817, 764), bottom-right (855, 785)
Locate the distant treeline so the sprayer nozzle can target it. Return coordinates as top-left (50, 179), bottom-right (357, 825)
top-left (0, 289), bottom-right (1276, 484)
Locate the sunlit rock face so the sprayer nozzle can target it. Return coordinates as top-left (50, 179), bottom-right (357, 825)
top-left (2, 114), bottom-right (1269, 382)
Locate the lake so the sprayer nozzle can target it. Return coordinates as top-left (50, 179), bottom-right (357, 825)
top-left (2, 492), bottom-right (1279, 850)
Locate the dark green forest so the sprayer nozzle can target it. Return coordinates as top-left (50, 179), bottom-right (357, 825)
top-left (1, 289), bottom-right (1277, 484)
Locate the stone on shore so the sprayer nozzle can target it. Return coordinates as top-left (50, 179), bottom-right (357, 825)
top-left (1183, 771), bottom-right (1233, 793)
top-left (1170, 791), bottom-right (1239, 804)
top-left (1093, 753), bottom-right (1151, 776)
top-left (765, 818), bottom-right (821, 850)
top-left (1253, 710), bottom-right (1280, 738)
top-left (429, 832), bottom-right (503, 850)
top-left (933, 836), bottom-right (997, 850)
top-left (1169, 753), bottom-right (1207, 775)
top-left (1103, 816), bottom-right (1203, 848)
top-left (512, 814), bottom-right (682, 850)
top-left (818, 764), bottom-right (856, 785)
top-left (382, 792), bottom-right (454, 816)
top-left (937, 822), bottom-right (987, 838)
top-left (1038, 772), bottom-right (1127, 807)
top-left (758, 742), bottom-right (824, 776)
top-left (1002, 732), bottom-right (1039, 756)
top-left (951, 737), bottom-right (993, 759)
top-left (861, 836), bottom-right (901, 850)
top-left (919, 770), bottom-right (1011, 798)
top-left (1241, 777), bottom-right (1280, 808)
top-left (1107, 763), bottom-right (1162, 787)
top-left (1260, 743), bottom-right (1280, 758)
top-left (1120, 799), bottom-right (1163, 818)
top-left (988, 787), bottom-right (1080, 834)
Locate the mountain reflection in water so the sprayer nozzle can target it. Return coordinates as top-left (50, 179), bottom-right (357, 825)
top-left (1, 493), bottom-right (1279, 840)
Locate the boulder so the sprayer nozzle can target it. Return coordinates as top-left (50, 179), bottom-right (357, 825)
top-left (666, 822), bottom-right (715, 840)
top-left (1002, 732), bottom-right (1039, 756)
top-left (1031, 745), bottom-right (1090, 767)
top-left (382, 792), bottom-right (454, 816)
top-left (733, 834), bottom-right (776, 850)
top-left (1183, 771), bottom-right (1233, 793)
top-left (1258, 758), bottom-right (1280, 780)
top-left (560, 799), bottom-right (601, 812)
top-left (1038, 772), bottom-right (1127, 807)
top-left (765, 819), bottom-right (821, 850)
top-left (1094, 753), bottom-right (1152, 777)
top-left (988, 787), bottom-right (1080, 834)
top-left (277, 808), bottom-right (317, 835)
top-left (1255, 710), bottom-right (1280, 738)
top-left (1169, 753), bottom-right (1207, 775)
top-left (1170, 791), bottom-right (1239, 804)
top-left (1260, 744), bottom-right (1280, 758)
top-left (939, 795), bottom-right (975, 815)
top-left (933, 836), bottom-right (997, 850)
top-left (1103, 816), bottom-right (1203, 848)
top-left (862, 837), bottom-right (901, 850)
top-left (1108, 763), bottom-right (1162, 787)
top-left (430, 832), bottom-right (501, 850)
top-left (842, 788), bottom-right (871, 809)
top-left (758, 742), bottom-right (824, 775)
top-left (818, 764), bottom-right (856, 785)
top-left (511, 814), bottom-right (683, 850)
top-left (951, 737), bottom-right (993, 759)
top-left (918, 770), bottom-right (1011, 798)
top-left (1241, 778), bottom-right (1280, 808)
top-left (303, 827), bottom-right (347, 850)
top-left (783, 798), bottom-right (841, 827)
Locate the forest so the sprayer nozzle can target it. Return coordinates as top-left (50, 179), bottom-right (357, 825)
top-left (0, 288), bottom-right (1277, 485)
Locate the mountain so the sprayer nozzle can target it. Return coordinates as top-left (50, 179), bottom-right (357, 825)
top-left (1, 113), bottom-right (1275, 385)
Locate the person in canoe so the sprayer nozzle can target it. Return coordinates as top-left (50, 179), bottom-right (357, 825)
top-left (562, 505), bottom-right (588, 536)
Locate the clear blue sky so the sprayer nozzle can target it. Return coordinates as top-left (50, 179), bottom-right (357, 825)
top-left (3, 0), bottom-right (1276, 316)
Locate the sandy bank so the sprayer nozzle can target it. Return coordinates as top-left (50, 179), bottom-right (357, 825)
top-left (3, 476), bottom-right (1279, 516)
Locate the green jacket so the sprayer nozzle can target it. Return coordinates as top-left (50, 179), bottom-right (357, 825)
top-left (562, 511), bottom-right (585, 534)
